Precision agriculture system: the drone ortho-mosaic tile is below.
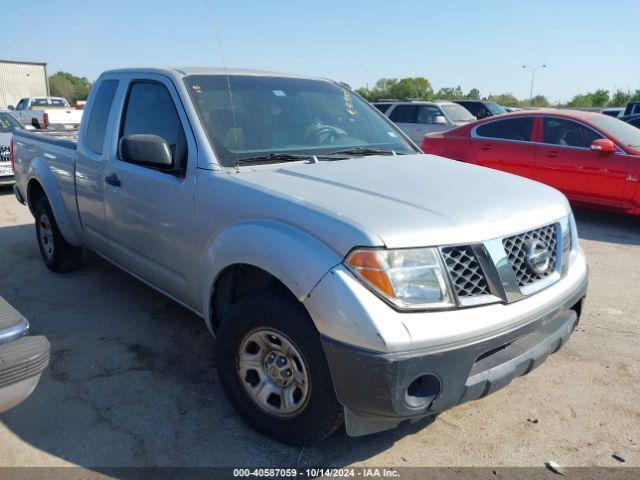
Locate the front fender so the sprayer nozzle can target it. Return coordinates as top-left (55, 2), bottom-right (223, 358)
top-left (198, 219), bottom-right (342, 331)
top-left (27, 157), bottom-right (82, 246)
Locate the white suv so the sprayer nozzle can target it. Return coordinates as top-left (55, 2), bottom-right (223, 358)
top-left (373, 100), bottom-right (476, 143)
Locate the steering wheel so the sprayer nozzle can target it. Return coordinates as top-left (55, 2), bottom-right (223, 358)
top-left (305, 126), bottom-right (344, 145)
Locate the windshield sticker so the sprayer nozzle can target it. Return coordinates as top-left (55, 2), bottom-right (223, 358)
top-left (191, 84), bottom-right (202, 93)
top-left (272, 90), bottom-right (286, 97)
top-left (343, 90), bottom-right (356, 115)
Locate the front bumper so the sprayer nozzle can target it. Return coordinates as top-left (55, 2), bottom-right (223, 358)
top-left (306, 250), bottom-right (588, 436)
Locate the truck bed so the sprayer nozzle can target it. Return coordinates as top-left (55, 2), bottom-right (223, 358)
top-left (16, 128), bottom-right (79, 148)
top-left (12, 130), bottom-right (79, 224)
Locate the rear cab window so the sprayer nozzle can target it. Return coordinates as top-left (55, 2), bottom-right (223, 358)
top-left (119, 81), bottom-right (188, 170)
top-left (475, 117), bottom-right (534, 141)
top-left (31, 99), bottom-right (49, 107)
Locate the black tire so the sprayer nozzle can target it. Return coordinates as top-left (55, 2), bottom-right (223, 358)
top-left (216, 292), bottom-right (344, 445)
top-left (34, 197), bottom-right (82, 273)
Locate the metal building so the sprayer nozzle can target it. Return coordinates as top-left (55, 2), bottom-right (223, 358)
top-left (0, 60), bottom-right (49, 109)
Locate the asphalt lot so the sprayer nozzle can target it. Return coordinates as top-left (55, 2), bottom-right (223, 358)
top-left (0, 184), bottom-right (638, 471)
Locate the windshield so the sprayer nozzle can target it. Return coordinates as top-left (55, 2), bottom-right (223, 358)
top-left (440, 103), bottom-right (476, 123)
top-left (0, 113), bottom-right (23, 133)
top-left (485, 102), bottom-right (507, 115)
top-left (185, 75), bottom-right (416, 166)
top-left (591, 115), bottom-right (640, 148)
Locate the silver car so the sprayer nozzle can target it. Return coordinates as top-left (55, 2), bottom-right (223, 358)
top-left (373, 100), bottom-right (476, 142)
top-left (0, 297), bottom-right (50, 413)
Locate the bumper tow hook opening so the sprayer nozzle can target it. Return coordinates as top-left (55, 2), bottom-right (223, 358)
top-left (405, 373), bottom-right (441, 409)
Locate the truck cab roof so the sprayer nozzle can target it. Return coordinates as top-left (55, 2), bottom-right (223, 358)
top-left (101, 66), bottom-right (329, 82)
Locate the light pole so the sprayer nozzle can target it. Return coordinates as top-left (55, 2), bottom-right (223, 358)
top-left (522, 64), bottom-right (546, 104)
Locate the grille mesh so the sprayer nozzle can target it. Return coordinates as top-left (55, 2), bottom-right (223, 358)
top-left (502, 224), bottom-right (558, 287)
top-left (441, 246), bottom-right (490, 298)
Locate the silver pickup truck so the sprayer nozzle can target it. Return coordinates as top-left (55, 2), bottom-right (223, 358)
top-left (11, 67), bottom-right (588, 445)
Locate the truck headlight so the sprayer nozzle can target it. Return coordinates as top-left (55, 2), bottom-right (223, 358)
top-left (345, 247), bottom-right (454, 310)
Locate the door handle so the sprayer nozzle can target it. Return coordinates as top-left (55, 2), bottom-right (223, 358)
top-left (480, 144), bottom-right (492, 151)
top-left (546, 151), bottom-right (559, 158)
top-left (105, 173), bottom-right (121, 187)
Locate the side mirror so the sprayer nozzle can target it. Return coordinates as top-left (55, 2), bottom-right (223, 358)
top-left (590, 139), bottom-right (616, 153)
top-left (119, 134), bottom-right (173, 167)
top-left (7, 105), bottom-right (14, 110)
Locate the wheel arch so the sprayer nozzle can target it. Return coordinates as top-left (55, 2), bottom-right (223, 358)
top-left (25, 163), bottom-right (82, 246)
top-left (199, 219), bottom-right (342, 334)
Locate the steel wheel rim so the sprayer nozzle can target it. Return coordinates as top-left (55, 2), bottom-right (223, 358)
top-left (38, 214), bottom-right (54, 260)
top-left (237, 327), bottom-right (311, 417)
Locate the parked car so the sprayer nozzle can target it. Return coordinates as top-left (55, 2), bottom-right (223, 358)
top-left (623, 101), bottom-right (640, 116)
top-left (0, 296), bottom-right (50, 413)
top-left (0, 111), bottom-right (29, 185)
top-left (373, 100), bottom-right (476, 142)
top-left (600, 107), bottom-right (624, 118)
top-left (454, 100), bottom-right (508, 119)
top-left (12, 67), bottom-right (587, 445)
top-left (422, 110), bottom-right (640, 215)
top-left (9, 97), bottom-right (83, 129)
top-left (621, 114), bottom-right (640, 129)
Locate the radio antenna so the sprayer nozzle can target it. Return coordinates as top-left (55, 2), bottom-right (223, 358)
top-left (205, 0), bottom-right (241, 172)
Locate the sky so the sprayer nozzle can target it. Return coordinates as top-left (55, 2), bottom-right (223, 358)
top-left (2, 0), bottom-right (638, 103)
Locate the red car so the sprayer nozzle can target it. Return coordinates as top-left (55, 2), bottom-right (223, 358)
top-left (422, 110), bottom-right (640, 215)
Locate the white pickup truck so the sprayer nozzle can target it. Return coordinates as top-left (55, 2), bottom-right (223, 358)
top-left (9, 97), bottom-right (83, 130)
top-left (11, 67), bottom-right (588, 445)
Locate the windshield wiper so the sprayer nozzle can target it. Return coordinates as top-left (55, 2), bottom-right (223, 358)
top-left (236, 153), bottom-right (313, 165)
top-left (317, 147), bottom-right (399, 158)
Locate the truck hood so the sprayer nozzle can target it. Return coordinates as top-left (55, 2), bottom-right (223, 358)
top-left (237, 154), bottom-right (571, 249)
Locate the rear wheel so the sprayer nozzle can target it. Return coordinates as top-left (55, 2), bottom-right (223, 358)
top-left (216, 292), bottom-right (343, 445)
top-left (34, 198), bottom-right (82, 272)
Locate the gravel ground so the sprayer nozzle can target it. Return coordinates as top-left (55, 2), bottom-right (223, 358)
top-left (0, 185), bottom-right (638, 472)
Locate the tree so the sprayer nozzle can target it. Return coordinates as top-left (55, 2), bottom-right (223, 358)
top-left (49, 72), bottom-right (92, 105)
top-left (466, 88), bottom-right (481, 100)
top-left (360, 77), bottom-right (434, 101)
top-left (356, 76), bottom-right (640, 109)
top-left (355, 87), bottom-right (373, 101)
top-left (486, 92), bottom-right (519, 107)
top-left (567, 93), bottom-right (593, 108)
top-left (590, 89), bottom-right (610, 107)
top-left (609, 89), bottom-right (631, 107)
top-left (520, 95), bottom-right (550, 108)
top-left (435, 86), bottom-right (464, 100)
top-left (388, 77), bottom-right (434, 100)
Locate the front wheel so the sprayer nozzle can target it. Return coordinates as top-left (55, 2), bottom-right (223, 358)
top-left (216, 292), bottom-right (343, 445)
top-left (34, 197), bottom-right (82, 272)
